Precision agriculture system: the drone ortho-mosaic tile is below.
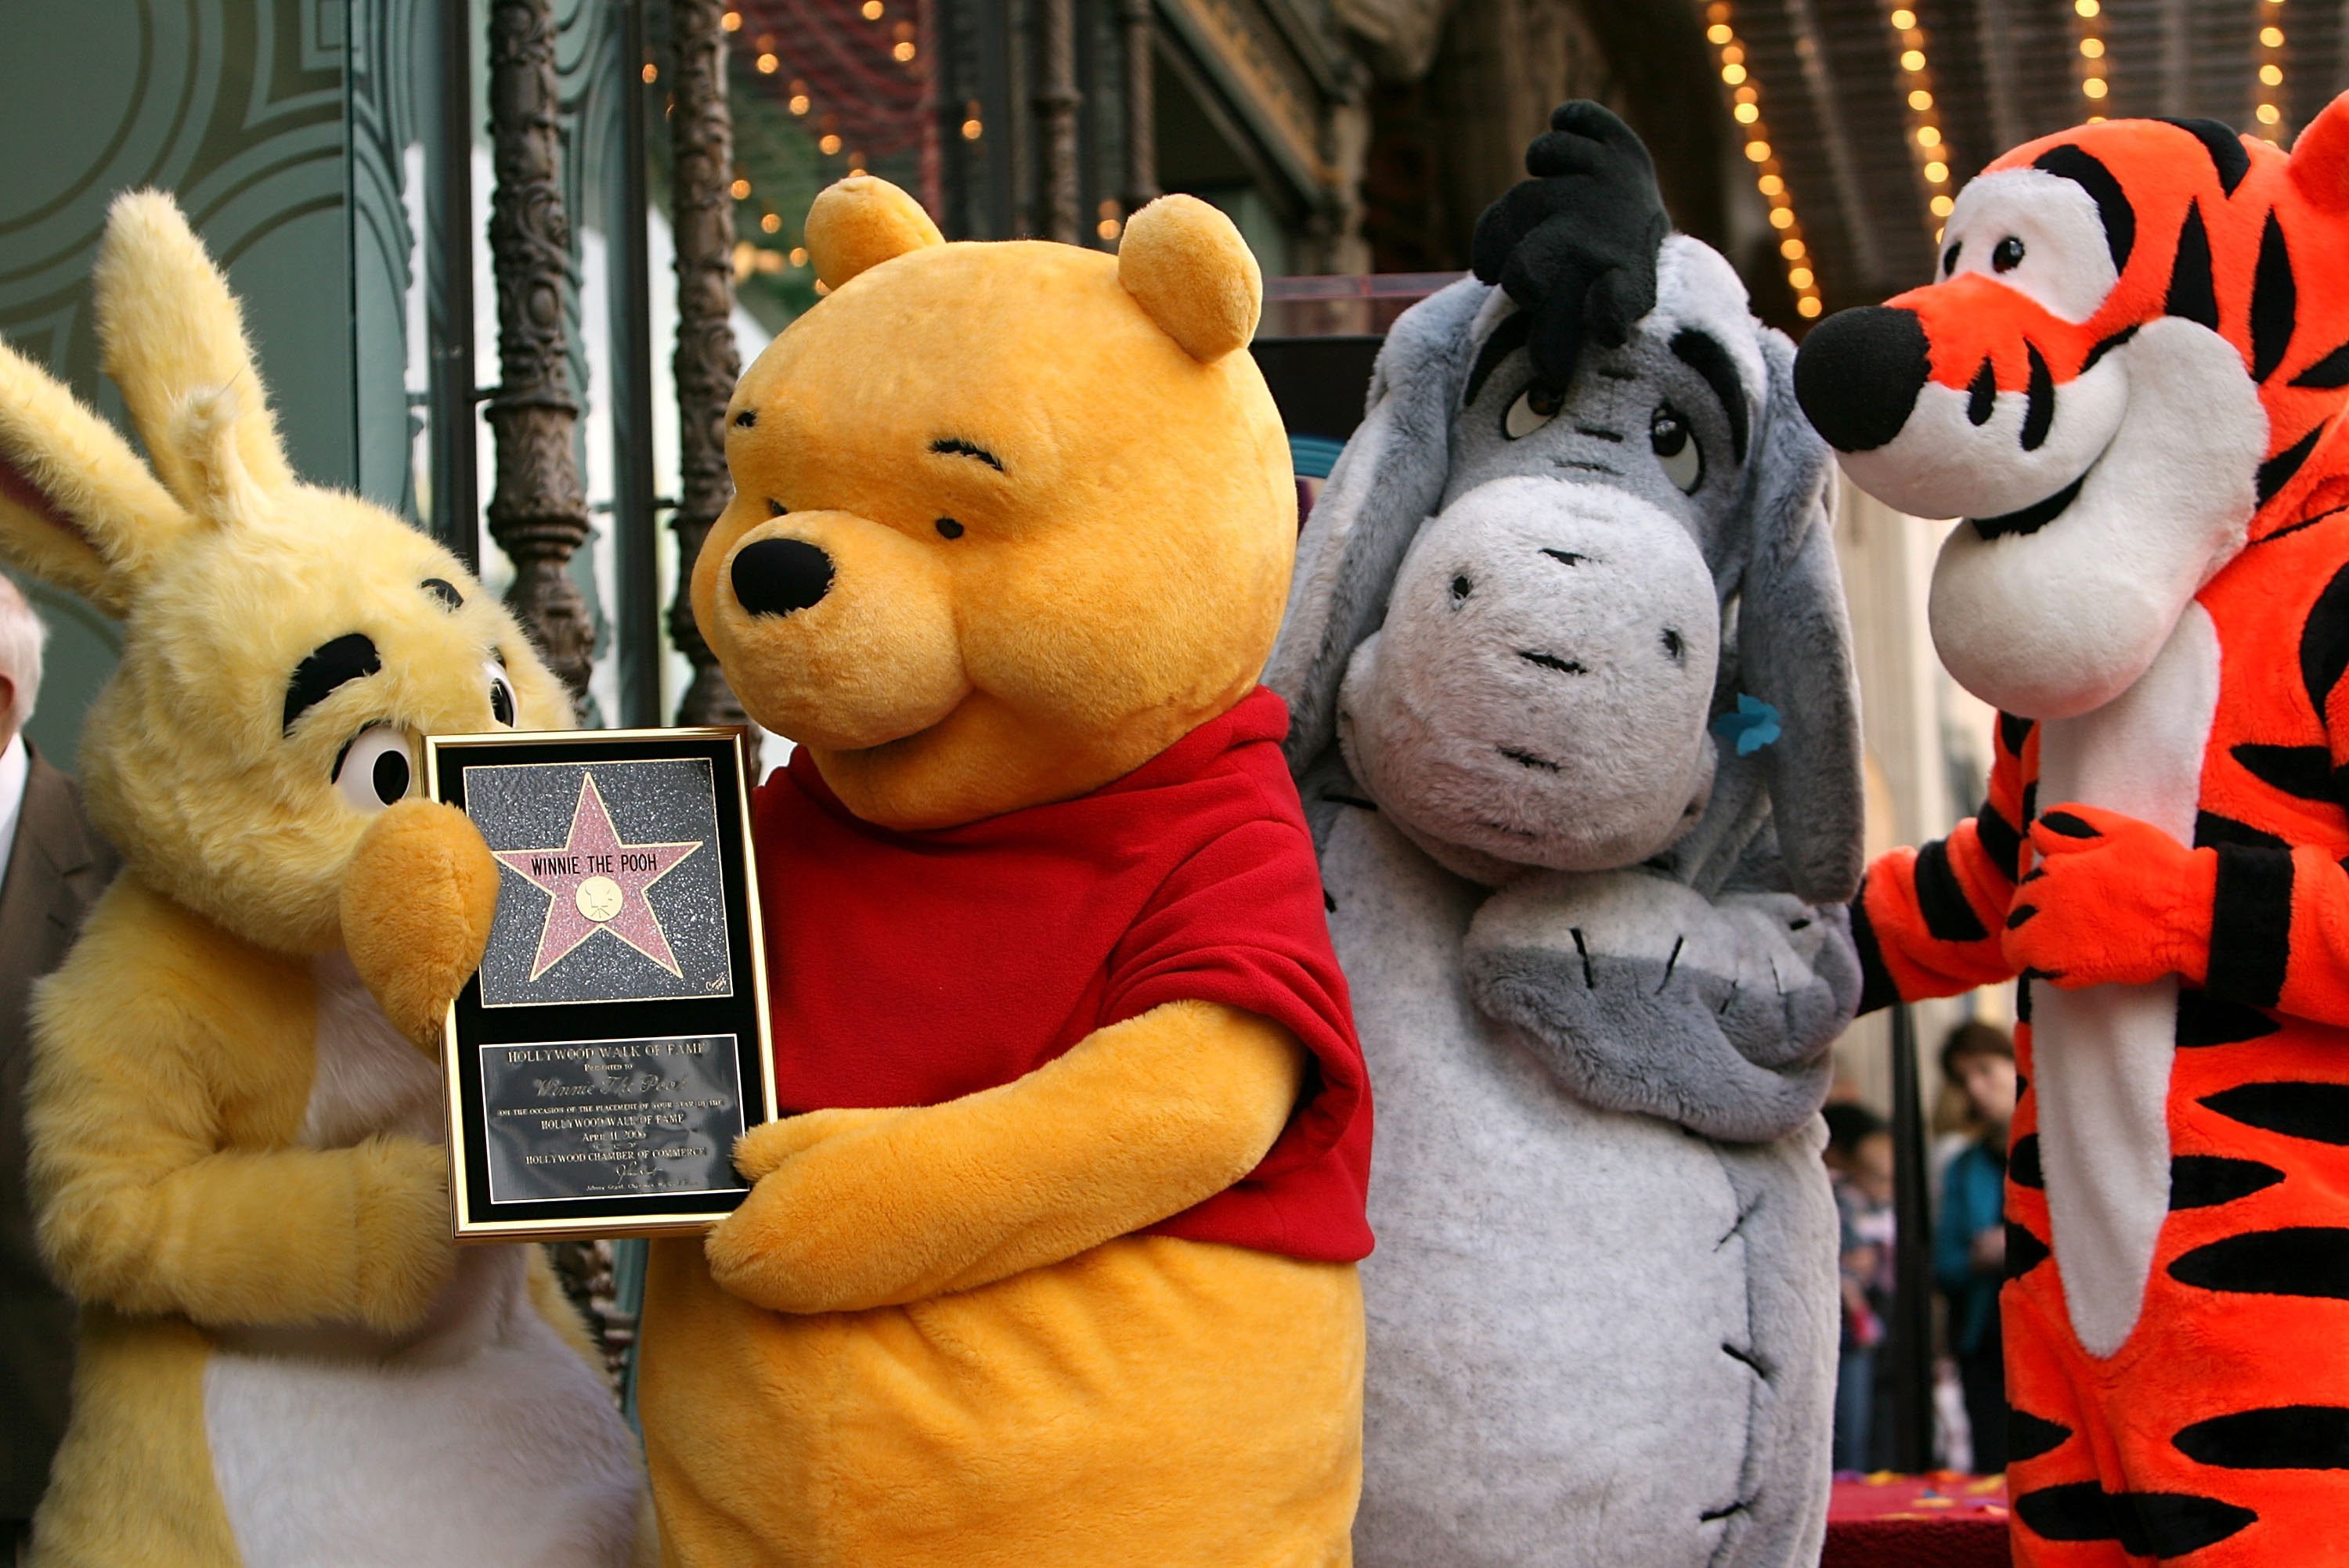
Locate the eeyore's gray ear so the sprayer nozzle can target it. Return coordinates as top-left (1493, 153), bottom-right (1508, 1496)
top-left (1265, 276), bottom-right (1488, 773)
top-left (1735, 327), bottom-right (1865, 907)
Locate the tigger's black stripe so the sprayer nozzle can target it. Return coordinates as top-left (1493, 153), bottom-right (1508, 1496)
top-left (2198, 810), bottom-right (2288, 850)
top-left (2167, 201), bottom-right (2220, 330)
top-left (2170, 1153), bottom-right (2285, 1209)
top-left (2171, 1227), bottom-right (2349, 1299)
top-left (2034, 144), bottom-right (2136, 271)
top-left (2232, 742), bottom-right (2336, 802)
top-left (2176, 988), bottom-right (2281, 1047)
top-left (2175, 1406), bottom-right (2349, 1469)
top-left (2206, 844), bottom-right (2295, 1007)
top-left (2014, 1483), bottom-right (2256, 1556)
top-left (1967, 357), bottom-right (1995, 427)
top-left (1999, 711), bottom-right (2034, 759)
top-left (2202, 1081), bottom-right (2349, 1144)
top-left (2006, 1220), bottom-right (2051, 1278)
top-left (1850, 887), bottom-right (1898, 1016)
top-left (2292, 339), bottom-right (2349, 389)
top-left (1914, 838), bottom-right (1989, 943)
top-left (1976, 802), bottom-right (2022, 883)
top-left (2079, 325), bottom-right (2138, 377)
top-left (2251, 211), bottom-right (2297, 384)
top-left (2016, 974), bottom-right (2033, 1025)
top-left (2156, 117), bottom-right (2253, 194)
top-left (2300, 562), bottom-right (2349, 716)
top-left (2008, 1408), bottom-right (2072, 1464)
top-left (2257, 420), bottom-right (2326, 506)
top-left (2021, 344), bottom-right (2055, 452)
top-left (2009, 1133), bottom-right (2043, 1188)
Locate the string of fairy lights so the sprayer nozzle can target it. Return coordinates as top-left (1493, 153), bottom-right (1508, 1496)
top-left (2073, 0), bottom-right (2109, 122)
top-left (1883, 4), bottom-right (1955, 237)
top-left (1702, 2), bottom-right (1824, 319)
top-left (2256, 0), bottom-right (2287, 142)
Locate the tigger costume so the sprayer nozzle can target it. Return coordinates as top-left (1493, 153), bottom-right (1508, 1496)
top-left (1793, 101), bottom-right (2349, 1564)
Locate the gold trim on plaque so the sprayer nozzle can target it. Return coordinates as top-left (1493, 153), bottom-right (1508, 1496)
top-left (427, 727), bottom-right (781, 1243)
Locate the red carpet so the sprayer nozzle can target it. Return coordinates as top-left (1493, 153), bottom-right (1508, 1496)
top-left (1821, 1472), bottom-right (2009, 1567)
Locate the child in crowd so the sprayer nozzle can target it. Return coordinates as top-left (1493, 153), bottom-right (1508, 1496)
top-left (1932, 1022), bottom-right (2016, 1472)
top-left (1824, 1103), bottom-right (1896, 1472)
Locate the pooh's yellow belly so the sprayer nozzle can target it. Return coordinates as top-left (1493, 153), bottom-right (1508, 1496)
top-left (639, 1234), bottom-right (1362, 1567)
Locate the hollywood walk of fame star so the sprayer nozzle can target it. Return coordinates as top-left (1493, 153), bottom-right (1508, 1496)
top-left (493, 773), bottom-right (704, 982)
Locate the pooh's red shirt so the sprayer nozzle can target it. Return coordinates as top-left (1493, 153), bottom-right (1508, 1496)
top-left (751, 686), bottom-right (1373, 1263)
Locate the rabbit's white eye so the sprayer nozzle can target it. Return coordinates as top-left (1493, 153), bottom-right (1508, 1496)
top-left (1505, 383), bottom-right (1564, 440)
top-left (1651, 406), bottom-right (1704, 494)
top-left (334, 726), bottom-right (416, 813)
top-left (487, 661), bottom-right (518, 727)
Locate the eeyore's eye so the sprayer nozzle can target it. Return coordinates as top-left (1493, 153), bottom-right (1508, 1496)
top-left (333, 725), bottom-right (416, 813)
top-left (1504, 384), bottom-right (1564, 440)
top-left (1651, 407), bottom-right (1703, 493)
top-left (486, 661), bottom-right (518, 727)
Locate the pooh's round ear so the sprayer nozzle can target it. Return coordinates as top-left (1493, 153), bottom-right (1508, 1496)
top-left (805, 178), bottom-right (944, 290)
top-left (1117, 196), bottom-right (1261, 362)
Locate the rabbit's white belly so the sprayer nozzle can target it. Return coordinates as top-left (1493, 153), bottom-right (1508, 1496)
top-left (197, 952), bottom-right (641, 1566)
top-left (1326, 809), bottom-right (1774, 1568)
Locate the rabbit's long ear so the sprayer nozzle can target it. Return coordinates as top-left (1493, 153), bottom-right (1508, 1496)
top-left (0, 336), bottom-right (194, 616)
top-left (1265, 276), bottom-right (1486, 772)
top-left (1735, 327), bottom-right (1864, 907)
top-left (94, 190), bottom-right (293, 513)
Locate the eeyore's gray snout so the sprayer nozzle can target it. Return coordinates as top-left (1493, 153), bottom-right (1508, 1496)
top-left (1337, 478), bottom-right (1720, 879)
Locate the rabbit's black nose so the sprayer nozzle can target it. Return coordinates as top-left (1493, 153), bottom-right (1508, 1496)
top-left (732, 538), bottom-right (834, 616)
top-left (1792, 306), bottom-right (1930, 453)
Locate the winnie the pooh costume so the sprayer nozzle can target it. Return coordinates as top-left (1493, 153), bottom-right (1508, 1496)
top-left (635, 177), bottom-right (1372, 1566)
top-left (0, 193), bottom-right (645, 1566)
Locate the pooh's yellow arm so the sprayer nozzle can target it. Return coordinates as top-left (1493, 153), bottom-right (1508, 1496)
top-left (705, 999), bottom-right (1304, 1313)
top-left (27, 881), bottom-right (453, 1333)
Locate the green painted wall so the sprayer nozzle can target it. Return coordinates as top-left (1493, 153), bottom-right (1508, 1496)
top-left (0, 0), bottom-right (414, 767)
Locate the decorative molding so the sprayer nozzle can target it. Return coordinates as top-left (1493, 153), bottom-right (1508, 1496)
top-left (669, 0), bottom-right (749, 728)
top-left (486, 0), bottom-right (597, 708)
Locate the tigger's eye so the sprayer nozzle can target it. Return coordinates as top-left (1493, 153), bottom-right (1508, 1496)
top-left (1942, 242), bottom-right (1961, 276)
top-left (1993, 236), bottom-right (2026, 272)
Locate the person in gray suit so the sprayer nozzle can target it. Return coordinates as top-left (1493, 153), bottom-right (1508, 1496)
top-left (0, 575), bottom-right (115, 1561)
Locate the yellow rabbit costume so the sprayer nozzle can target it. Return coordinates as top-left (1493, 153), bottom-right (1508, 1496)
top-left (0, 193), bottom-right (644, 1567)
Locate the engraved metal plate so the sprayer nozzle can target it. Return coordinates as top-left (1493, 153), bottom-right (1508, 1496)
top-left (428, 728), bottom-right (777, 1242)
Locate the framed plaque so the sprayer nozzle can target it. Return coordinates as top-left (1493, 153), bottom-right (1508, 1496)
top-left (425, 727), bottom-right (778, 1242)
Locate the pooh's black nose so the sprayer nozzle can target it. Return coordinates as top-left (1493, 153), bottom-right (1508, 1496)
top-left (1792, 306), bottom-right (1931, 453)
top-left (731, 538), bottom-right (834, 617)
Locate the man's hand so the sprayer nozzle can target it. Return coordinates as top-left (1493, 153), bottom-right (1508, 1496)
top-left (2001, 804), bottom-right (2216, 989)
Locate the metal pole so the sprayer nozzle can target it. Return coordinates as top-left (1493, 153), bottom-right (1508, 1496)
top-left (668, 0), bottom-right (750, 728)
top-left (1034, 0), bottom-right (1080, 243)
top-left (428, 0), bottom-right (481, 573)
top-left (1118, 0), bottom-right (1156, 220)
top-left (1889, 1000), bottom-right (1938, 1471)
top-left (484, 0), bottom-right (597, 706)
top-left (613, 0), bottom-right (663, 730)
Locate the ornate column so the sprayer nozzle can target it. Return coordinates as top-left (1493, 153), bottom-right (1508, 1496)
top-left (485, 0), bottom-right (596, 706)
top-left (1035, 0), bottom-right (1081, 243)
top-left (1118, 0), bottom-right (1157, 222)
top-left (669, 0), bottom-right (750, 728)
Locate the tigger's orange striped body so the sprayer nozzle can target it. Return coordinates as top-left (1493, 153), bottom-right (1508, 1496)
top-left (1796, 100), bottom-right (2349, 1563)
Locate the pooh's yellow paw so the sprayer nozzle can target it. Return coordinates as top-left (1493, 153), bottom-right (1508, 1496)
top-left (732, 1106), bottom-right (901, 1181)
top-left (341, 799), bottom-right (500, 1049)
top-left (352, 1135), bottom-right (456, 1331)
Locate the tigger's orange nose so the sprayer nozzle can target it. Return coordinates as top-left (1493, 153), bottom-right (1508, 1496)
top-left (1793, 306), bottom-right (1930, 453)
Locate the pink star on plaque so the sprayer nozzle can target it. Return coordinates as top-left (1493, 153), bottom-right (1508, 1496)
top-left (493, 773), bottom-right (704, 982)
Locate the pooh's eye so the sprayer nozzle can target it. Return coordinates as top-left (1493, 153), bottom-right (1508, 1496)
top-left (486, 661), bottom-right (518, 727)
top-left (333, 726), bottom-right (416, 813)
top-left (1504, 383), bottom-right (1564, 440)
top-left (1651, 406), bottom-right (1703, 493)
top-left (1993, 236), bottom-right (2025, 272)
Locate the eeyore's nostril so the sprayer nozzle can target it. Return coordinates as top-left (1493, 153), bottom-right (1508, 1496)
top-left (1662, 628), bottom-right (1685, 662)
top-left (1791, 305), bottom-right (1930, 453)
top-left (1519, 651), bottom-right (1586, 674)
top-left (732, 538), bottom-right (835, 617)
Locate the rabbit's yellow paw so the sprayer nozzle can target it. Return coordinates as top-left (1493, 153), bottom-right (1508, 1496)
top-left (352, 1135), bottom-right (456, 1331)
top-left (341, 799), bottom-right (500, 1048)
